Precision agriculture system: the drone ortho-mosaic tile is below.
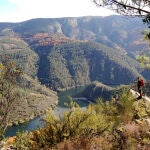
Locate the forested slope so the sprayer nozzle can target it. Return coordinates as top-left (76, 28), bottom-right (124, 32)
top-left (45, 42), bottom-right (141, 90)
top-left (0, 28), bottom-right (38, 77)
top-left (0, 16), bottom-right (150, 90)
top-left (0, 28), bottom-right (58, 125)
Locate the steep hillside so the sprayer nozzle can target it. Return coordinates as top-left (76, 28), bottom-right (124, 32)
top-left (79, 81), bottom-right (113, 101)
top-left (0, 29), bottom-right (58, 125)
top-left (45, 42), bottom-right (141, 90)
top-left (11, 75), bottom-right (58, 126)
top-left (0, 28), bottom-right (38, 78)
top-left (14, 31), bottom-right (142, 90)
top-left (0, 16), bottom-right (150, 90)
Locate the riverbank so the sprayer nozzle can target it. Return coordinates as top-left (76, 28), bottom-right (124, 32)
top-left (4, 86), bottom-right (90, 138)
top-left (4, 106), bottom-right (69, 138)
top-left (7, 91), bottom-right (58, 127)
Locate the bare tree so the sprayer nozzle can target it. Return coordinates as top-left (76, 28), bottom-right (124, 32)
top-left (93, 0), bottom-right (150, 16)
top-left (0, 57), bottom-right (22, 140)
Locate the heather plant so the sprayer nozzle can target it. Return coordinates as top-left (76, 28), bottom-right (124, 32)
top-left (116, 91), bottom-right (135, 123)
top-left (12, 89), bottom-right (150, 149)
top-left (28, 92), bottom-right (126, 147)
top-left (28, 99), bottom-right (113, 149)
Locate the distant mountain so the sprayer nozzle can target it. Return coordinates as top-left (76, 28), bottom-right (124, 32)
top-left (0, 16), bottom-right (150, 90)
top-left (1, 16), bottom-right (149, 56)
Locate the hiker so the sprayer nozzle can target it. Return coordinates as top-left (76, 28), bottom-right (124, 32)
top-left (135, 77), bottom-right (144, 100)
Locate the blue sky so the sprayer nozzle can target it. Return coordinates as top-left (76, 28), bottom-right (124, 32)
top-left (0, 0), bottom-right (18, 14)
top-left (0, 0), bottom-right (116, 22)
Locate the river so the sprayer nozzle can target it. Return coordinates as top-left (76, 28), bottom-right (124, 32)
top-left (4, 107), bottom-right (68, 137)
top-left (5, 105), bottom-right (87, 138)
top-left (4, 86), bottom-right (89, 137)
top-left (4, 95), bottom-right (87, 137)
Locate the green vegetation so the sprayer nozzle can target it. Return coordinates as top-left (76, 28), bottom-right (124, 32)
top-left (137, 54), bottom-right (150, 69)
top-left (9, 89), bottom-right (150, 149)
top-left (46, 42), bottom-right (141, 90)
top-left (79, 81), bottom-right (113, 101)
top-left (0, 31), bottom-right (58, 135)
top-left (58, 86), bottom-right (88, 107)
top-left (0, 16), bottom-right (150, 91)
top-left (0, 15), bottom-right (149, 149)
top-left (0, 30), bottom-right (38, 78)
top-left (0, 58), bottom-right (58, 140)
top-left (0, 59), bottom-right (22, 140)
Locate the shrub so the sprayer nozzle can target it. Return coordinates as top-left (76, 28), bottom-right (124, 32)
top-left (13, 131), bottom-right (31, 150)
top-left (13, 90), bottom-right (148, 149)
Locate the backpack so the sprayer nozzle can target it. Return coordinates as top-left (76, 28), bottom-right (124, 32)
top-left (141, 79), bottom-right (144, 86)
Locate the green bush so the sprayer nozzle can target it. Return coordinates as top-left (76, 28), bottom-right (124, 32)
top-left (13, 131), bottom-right (31, 150)
top-left (13, 90), bottom-right (149, 149)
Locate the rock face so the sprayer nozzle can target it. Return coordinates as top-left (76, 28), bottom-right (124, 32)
top-left (130, 89), bottom-right (150, 102)
top-left (130, 89), bottom-right (150, 129)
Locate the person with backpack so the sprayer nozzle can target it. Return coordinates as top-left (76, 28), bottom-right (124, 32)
top-left (136, 77), bottom-right (144, 100)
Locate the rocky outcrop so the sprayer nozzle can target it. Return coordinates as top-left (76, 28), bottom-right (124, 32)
top-left (130, 89), bottom-right (150, 132)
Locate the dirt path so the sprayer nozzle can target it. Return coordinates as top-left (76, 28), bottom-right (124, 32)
top-left (130, 89), bottom-right (150, 102)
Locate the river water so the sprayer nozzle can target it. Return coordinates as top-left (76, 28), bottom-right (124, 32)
top-left (4, 86), bottom-right (89, 137)
top-left (4, 107), bottom-right (69, 137)
top-left (5, 103), bottom-right (88, 137)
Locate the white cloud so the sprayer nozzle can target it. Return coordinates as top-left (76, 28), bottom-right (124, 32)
top-left (4, 0), bottom-right (116, 22)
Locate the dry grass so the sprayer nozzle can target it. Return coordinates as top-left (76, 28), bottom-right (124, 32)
top-left (50, 136), bottom-right (113, 150)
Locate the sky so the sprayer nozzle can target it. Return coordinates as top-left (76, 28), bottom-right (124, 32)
top-left (0, 0), bottom-right (116, 22)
